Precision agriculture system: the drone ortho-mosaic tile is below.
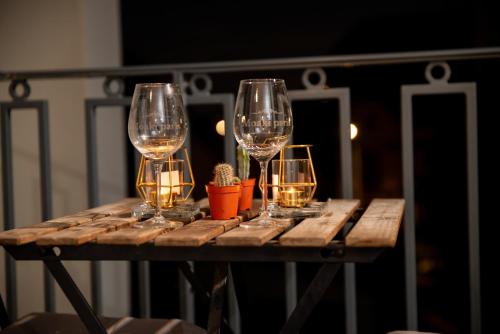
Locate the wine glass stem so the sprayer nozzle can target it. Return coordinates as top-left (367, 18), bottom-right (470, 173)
top-left (259, 160), bottom-right (269, 216)
top-left (153, 160), bottom-right (163, 219)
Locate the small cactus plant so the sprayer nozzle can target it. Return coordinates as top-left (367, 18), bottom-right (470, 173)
top-left (237, 145), bottom-right (250, 180)
top-left (207, 163), bottom-right (241, 219)
top-left (213, 163), bottom-right (235, 187)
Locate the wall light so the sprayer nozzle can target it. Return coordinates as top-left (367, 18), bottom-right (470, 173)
top-left (350, 123), bottom-right (358, 140)
top-left (216, 120), bottom-right (225, 136)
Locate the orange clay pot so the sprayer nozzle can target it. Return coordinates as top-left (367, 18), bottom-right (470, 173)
top-left (206, 182), bottom-right (241, 220)
top-left (238, 178), bottom-right (255, 211)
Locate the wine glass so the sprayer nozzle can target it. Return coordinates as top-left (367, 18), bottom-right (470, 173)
top-left (128, 83), bottom-right (187, 228)
top-left (233, 79), bottom-right (293, 227)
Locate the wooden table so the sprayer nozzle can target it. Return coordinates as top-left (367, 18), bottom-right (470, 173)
top-left (0, 197), bottom-right (404, 334)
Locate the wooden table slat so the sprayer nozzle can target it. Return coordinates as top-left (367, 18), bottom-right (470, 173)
top-left (81, 216), bottom-right (138, 229)
top-left (29, 214), bottom-right (98, 229)
top-left (19, 198), bottom-right (140, 231)
top-left (36, 217), bottom-right (138, 246)
top-left (154, 209), bottom-right (258, 247)
top-left (345, 198), bottom-right (405, 248)
top-left (96, 225), bottom-right (175, 246)
top-left (0, 228), bottom-right (60, 246)
top-left (216, 219), bottom-right (293, 246)
top-left (82, 197), bottom-right (141, 216)
top-left (36, 227), bottom-right (108, 246)
top-left (279, 199), bottom-right (360, 247)
top-left (155, 218), bottom-right (240, 247)
top-left (190, 218), bottom-right (241, 231)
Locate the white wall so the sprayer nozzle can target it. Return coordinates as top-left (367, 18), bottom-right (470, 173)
top-left (0, 0), bottom-right (130, 317)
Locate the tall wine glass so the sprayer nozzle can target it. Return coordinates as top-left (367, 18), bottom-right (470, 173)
top-left (233, 79), bottom-right (293, 227)
top-left (128, 83), bottom-right (187, 227)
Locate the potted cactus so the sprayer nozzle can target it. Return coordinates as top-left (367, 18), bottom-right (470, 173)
top-left (205, 163), bottom-right (241, 220)
top-left (237, 145), bottom-right (255, 211)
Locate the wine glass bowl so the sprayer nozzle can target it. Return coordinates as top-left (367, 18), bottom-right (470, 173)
top-left (233, 79), bottom-right (293, 227)
top-left (129, 83), bottom-right (186, 160)
top-left (128, 83), bottom-right (187, 228)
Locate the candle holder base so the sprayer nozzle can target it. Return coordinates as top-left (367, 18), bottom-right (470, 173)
top-left (268, 201), bottom-right (325, 219)
top-left (131, 202), bottom-right (155, 218)
top-left (132, 201), bottom-right (201, 224)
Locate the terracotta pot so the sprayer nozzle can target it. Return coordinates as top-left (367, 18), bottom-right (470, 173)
top-left (205, 183), bottom-right (241, 220)
top-left (238, 178), bottom-right (255, 211)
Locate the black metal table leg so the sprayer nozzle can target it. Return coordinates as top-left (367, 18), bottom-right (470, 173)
top-left (207, 262), bottom-right (229, 334)
top-left (0, 293), bottom-right (11, 329)
top-left (43, 259), bottom-right (107, 334)
top-left (178, 262), bottom-right (235, 334)
top-left (279, 263), bottom-right (342, 334)
top-left (178, 261), bottom-right (210, 301)
top-left (227, 263), bottom-right (250, 322)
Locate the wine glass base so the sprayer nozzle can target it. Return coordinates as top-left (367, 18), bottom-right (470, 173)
top-left (239, 215), bottom-right (280, 228)
top-left (133, 216), bottom-right (183, 229)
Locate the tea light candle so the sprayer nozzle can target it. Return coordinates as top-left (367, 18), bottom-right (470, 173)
top-left (149, 170), bottom-right (180, 208)
top-left (161, 170), bottom-right (180, 196)
top-left (280, 188), bottom-right (305, 208)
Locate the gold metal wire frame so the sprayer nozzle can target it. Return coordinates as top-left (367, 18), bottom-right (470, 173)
top-left (136, 147), bottom-right (195, 207)
top-left (269, 144), bottom-right (317, 203)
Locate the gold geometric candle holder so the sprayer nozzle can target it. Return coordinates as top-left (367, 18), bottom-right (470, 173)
top-left (136, 148), bottom-right (195, 209)
top-left (271, 144), bottom-right (317, 208)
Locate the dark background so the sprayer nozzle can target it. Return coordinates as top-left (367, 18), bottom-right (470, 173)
top-left (121, 1), bottom-right (499, 333)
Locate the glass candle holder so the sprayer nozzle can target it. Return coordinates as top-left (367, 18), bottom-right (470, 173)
top-left (148, 159), bottom-right (183, 208)
top-left (137, 158), bottom-right (195, 208)
top-left (271, 159), bottom-right (315, 208)
top-left (136, 148), bottom-right (195, 209)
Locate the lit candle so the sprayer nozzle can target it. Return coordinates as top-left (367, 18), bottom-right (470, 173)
top-left (280, 187), bottom-right (305, 208)
top-left (161, 170), bottom-right (180, 195)
top-left (149, 170), bottom-right (180, 208)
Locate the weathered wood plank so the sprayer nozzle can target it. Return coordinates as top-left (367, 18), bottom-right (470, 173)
top-left (191, 218), bottom-right (241, 231)
top-left (155, 218), bottom-right (239, 247)
top-left (345, 198), bottom-right (405, 248)
top-left (155, 225), bottom-right (224, 247)
top-left (36, 227), bottom-right (108, 246)
top-left (279, 199), bottom-right (360, 247)
top-left (154, 209), bottom-right (258, 247)
top-left (28, 214), bottom-right (98, 229)
top-left (83, 197), bottom-right (141, 216)
top-left (0, 228), bottom-right (59, 246)
top-left (81, 216), bottom-right (137, 229)
top-left (30, 198), bottom-right (138, 229)
top-left (236, 208), bottom-right (260, 222)
top-left (216, 219), bottom-right (293, 246)
top-left (35, 217), bottom-right (138, 246)
top-left (96, 223), bottom-right (176, 246)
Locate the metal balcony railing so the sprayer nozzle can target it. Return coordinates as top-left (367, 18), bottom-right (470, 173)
top-left (2, 47), bottom-right (499, 334)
